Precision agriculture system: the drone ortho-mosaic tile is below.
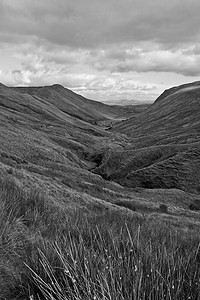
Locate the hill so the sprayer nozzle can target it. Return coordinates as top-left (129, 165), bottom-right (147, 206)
top-left (93, 81), bottom-right (200, 194)
top-left (0, 82), bottom-right (150, 211)
top-left (113, 81), bottom-right (200, 144)
top-left (0, 81), bottom-right (199, 213)
top-left (101, 98), bottom-right (150, 106)
top-left (0, 82), bottom-right (200, 298)
top-left (0, 81), bottom-right (198, 214)
top-left (13, 84), bottom-right (129, 123)
top-left (0, 83), bottom-right (126, 207)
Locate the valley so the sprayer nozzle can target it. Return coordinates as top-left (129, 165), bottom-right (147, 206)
top-left (1, 82), bottom-right (199, 223)
top-left (0, 81), bottom-right (200, 299)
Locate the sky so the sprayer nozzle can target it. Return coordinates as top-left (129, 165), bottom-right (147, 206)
top-left (0, 0), bottom-right (200, 103)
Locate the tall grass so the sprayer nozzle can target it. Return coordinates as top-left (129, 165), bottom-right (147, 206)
top-left (0, 177), bottom-right (199, 299)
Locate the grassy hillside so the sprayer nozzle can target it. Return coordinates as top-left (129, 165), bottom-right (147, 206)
top-left (14, 84), bottom-right (135, 124)
top-left (0, 178), bottom-right (200, 299)
top-left (113, 81), bottom-right (200, 144)
top-left (0, 82), bottom-right (200, 299)
top-left (94, 81), bottom-right (200, 194)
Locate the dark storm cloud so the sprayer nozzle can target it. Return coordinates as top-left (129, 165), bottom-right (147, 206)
top-left (1, 0), bottom-right (200, 99)
top-left (1, 0), bottom-right (200, 48)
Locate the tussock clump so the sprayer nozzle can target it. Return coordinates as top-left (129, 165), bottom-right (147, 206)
top-left (0, 177), bottom-right (199, 299)
top-left (115, 200), bottom-right (136, 211)
top-left (189, 200), bottom-right (200, 211)
top-left (159, 203), bottom-right (168, 213)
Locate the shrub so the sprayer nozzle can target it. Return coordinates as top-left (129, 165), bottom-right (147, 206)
top-left (159, 203), bottom-right (168, 213)
top-left (189, 200), bottom-right (200, 211)
top-left (6, 167), bottom-right (13, 174)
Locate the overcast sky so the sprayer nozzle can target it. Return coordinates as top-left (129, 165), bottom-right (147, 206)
top-left (0, 0), bottom-right (200, 102)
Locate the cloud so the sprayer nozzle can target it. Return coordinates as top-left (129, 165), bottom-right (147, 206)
top-left (0, 39), bottom-right (200, 102)
top-left (91, 45), bottom-right (200, 77)
top-left (74, 76), bottom-right (157, 101)
top-left (1, 0), bottom-right (200, 48)
top-left (0, 43), bottom-right (157, 101)
top-left (0, 0), bottom-right (200, 101)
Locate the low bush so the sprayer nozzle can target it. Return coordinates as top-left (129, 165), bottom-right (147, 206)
top-left (159, 203), bottom-right (168, 213)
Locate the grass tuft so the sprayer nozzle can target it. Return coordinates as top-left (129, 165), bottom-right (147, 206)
top-left (0, 177), bottom-right (199, 299)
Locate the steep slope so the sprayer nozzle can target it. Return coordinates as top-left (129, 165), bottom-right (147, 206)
top-left (0, 83), bottom-right (148, 215)
top-left (1, 82), bottom-right (200, 300)
top-left (94, 81), bottom-right (200, 194)
top-left (113, 81), bottom-right (200, 145)
top-left (14, 84), bottom-right (131, 124)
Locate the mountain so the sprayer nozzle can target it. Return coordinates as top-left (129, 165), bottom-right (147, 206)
top-left (0, 82), bottom-right (148, 212)
top-left (0, 82), bottom-right (199, 209)
top-left (93, 81), bottom-right (200, 194)
top-left (113, 81), bottom-right (200, 145)
top-left (13, 84), bottom-right (129, 123)
top-left (101, 98), bottom-right (148, 106)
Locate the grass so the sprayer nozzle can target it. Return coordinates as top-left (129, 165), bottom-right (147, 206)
top-left (0, 177), bottom-right (200, 299)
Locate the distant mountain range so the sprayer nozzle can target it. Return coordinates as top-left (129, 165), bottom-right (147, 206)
top-left (101, 98), bottom-right (150, 106)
